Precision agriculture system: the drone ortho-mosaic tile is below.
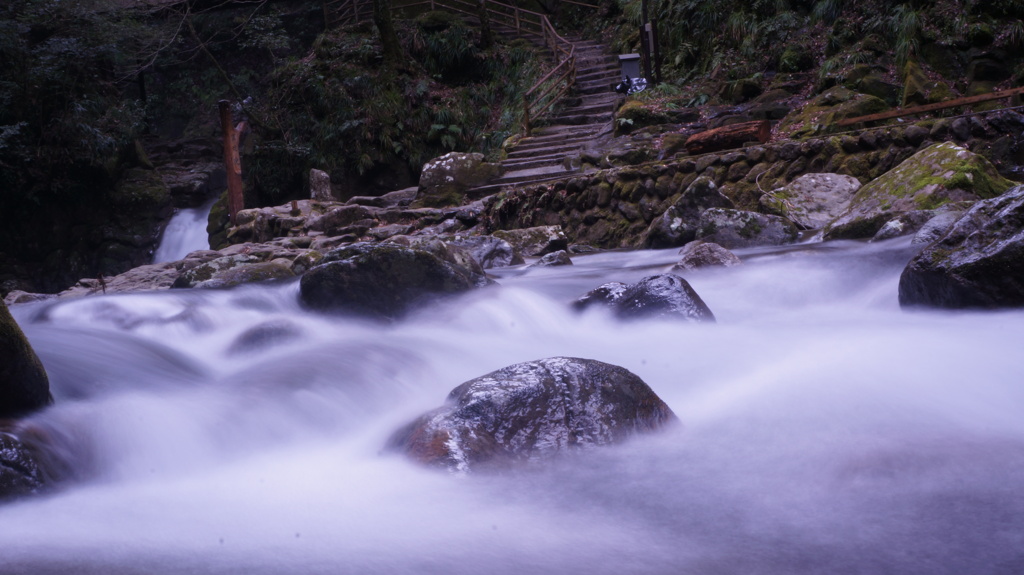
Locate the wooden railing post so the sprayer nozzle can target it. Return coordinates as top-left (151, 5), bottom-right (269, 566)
top-left (218, 100), bottom-right (245, 226)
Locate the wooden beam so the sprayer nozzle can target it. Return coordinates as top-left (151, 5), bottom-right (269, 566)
top-left (219, 100), bottom-right (245, 226)
top-left (837, 86), bottom-right (1024, 127)
top-left (684, 120), bottom-right (771, 155)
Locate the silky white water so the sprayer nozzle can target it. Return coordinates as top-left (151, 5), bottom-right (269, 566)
top-left (152, 198), bottom-right (217, 264)
top-left (4, 238), bottom-right (1024, 575)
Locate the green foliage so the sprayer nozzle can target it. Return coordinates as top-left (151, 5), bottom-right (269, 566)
top-left (0, 0), bottom-right (150, 202)
top-left (254, 21), bottom-right (542, 200)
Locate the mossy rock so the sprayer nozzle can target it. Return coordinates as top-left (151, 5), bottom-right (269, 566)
top-left (902, 60), bottom-right (955, 107)
top-left (778, 87), bottom-right (889, 138)
top-left (1, 301), bottom-right (51, 418)
top-left (615, 100), bottom-right (674, 135)
top-left (825, 142), bottom-right (1015, 239)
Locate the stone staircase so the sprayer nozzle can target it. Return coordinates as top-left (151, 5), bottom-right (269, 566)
top-left (467, 37), bottom-right (622, 197)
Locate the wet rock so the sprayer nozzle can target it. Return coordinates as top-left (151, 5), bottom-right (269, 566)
top-left (899, 185), bottom-right (1024, 309)
top-left (825, 143), bottom-right (1014, 240)
top-left (759, 173), bottom-right (861, 230)
top-left (696, 208), bottom-right (800, 249)
top-left (572, 282), bottom-right (627, 310)
top-left (299, 243), bottom-right (486, 320)
top-left (446, 235), bottom-right (524, 269)
top-left (672, 242), bottom-right (741, 272)
top-left (387, 357), bottom-right (678, 472)
top-left (383, 235), bottom-right (488, 281)
top-left (911, 209), bottom-right (964, 245)
top-left (641, 176), bottom-right (734, 248)
top-left (575, 274), bottom-right (715, 322)
top-left (530, 250), bottom-right (572, 267)
top-left (172, 253), bottom-right (295, 289)
top-left (0, 430), bottom-right (47, 500)
top-left (870, 211), bottom-right (936, 242)
top-left (493, 225), bottom-right (568, 257)
top-left (1, 301), bottom-right (51, 418)
top-left (416, 152), bottom-right (501, 207)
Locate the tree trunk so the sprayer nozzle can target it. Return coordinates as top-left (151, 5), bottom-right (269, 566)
top-left (684, 120), bottom-right (771, 155)
top-left (372, 0), bottom-right (402, 66)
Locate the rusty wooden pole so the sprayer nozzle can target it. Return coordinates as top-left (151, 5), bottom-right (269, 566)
top-left (218, 100), bottom-right (245, 225)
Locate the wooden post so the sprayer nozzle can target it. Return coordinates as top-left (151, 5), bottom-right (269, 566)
top-left (219, 100), bottom-right (245, 226)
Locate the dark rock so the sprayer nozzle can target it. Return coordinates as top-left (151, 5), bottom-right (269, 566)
top-left (416, 152), bottom-right (501, 207)
top-left (386, 357), bottom-right (678, 472)
top-left (575, 274), bottom-right (716, 322)
top-left (696, 208), bottom-right (800, 249)
top-left (870, 211), bottom-right (936, 241)
top-left (0, 430), bottom-right (46, 500)
top-left (299, 243), bottom-right (485, 320)
top-left (911, 209), bottom-right (964, 245)
top-left (1, 301), bottom-right (51, 418)
top-left (904, 125), bottom-right (930, 147)
top-left (672, 242), bottom-right (741, 272)
top-left (899, 185), bottom-right (1024, 309)
top-left (572, 282), bottom-right (627, 310)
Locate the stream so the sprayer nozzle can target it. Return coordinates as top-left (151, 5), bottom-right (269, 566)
top-left (3, 237), bottom-right (1024, 574)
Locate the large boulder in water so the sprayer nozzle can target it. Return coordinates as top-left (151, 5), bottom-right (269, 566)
top-left (825, 142), bottom-right (1014, 239)
top-left (898, 185), bottom-right (1024, 309)
top-left (574, 274), bottom-right (716, 322)
top-left (387, 357), bottom-right (677, 472)
top-left (0, 300), bottom-right (51, 418)
top-left (299, 243), bottom-right (488, 320)
top-left (759, 173), bottom-right (861, 230)
top-left (695, 208), bottom-right (799, 249)
top-left (672, 241), bottom-right (741, 272)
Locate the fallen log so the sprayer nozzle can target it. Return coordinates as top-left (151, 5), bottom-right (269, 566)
top-left (684, 120), bottom-right (771, 155)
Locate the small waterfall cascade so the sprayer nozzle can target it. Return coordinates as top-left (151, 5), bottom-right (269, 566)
top-left (152, 198), bottom-right (217, 263)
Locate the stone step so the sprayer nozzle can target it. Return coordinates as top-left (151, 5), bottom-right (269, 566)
top-left (508, 132), bottom-right (600, 155)
top-left (501, 154), bottom-right (569, 171)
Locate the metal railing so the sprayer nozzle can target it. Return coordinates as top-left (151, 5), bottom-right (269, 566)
top-left (326, 0), bottom-right (581, 133)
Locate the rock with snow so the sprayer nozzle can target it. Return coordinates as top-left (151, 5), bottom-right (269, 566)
top-left (574, 274), bottom-right (715, 322)
top-left (387, 357), bottom-right (677, 472)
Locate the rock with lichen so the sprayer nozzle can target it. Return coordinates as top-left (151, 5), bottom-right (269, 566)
top-left (825, 142), bottom-right (1014, 240)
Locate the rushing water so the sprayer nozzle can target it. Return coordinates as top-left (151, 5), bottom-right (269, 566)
top-left (152, 199), bottom-right (217, 264)
top-left (4, 238), bottom-right (1024, 575)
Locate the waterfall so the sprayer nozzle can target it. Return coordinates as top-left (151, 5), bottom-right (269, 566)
top-left (152, 198), bottom-right (217, 264)
top-left (4, 238), bottom-right (1024, 575)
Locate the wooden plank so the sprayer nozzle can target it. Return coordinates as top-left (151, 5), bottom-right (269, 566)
top-left (836, 86), bottom-right (1024, 126)
top-left (219, 100), bottom-right (245, 226)
top-left (684, 120), bottom-right (770, 155)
